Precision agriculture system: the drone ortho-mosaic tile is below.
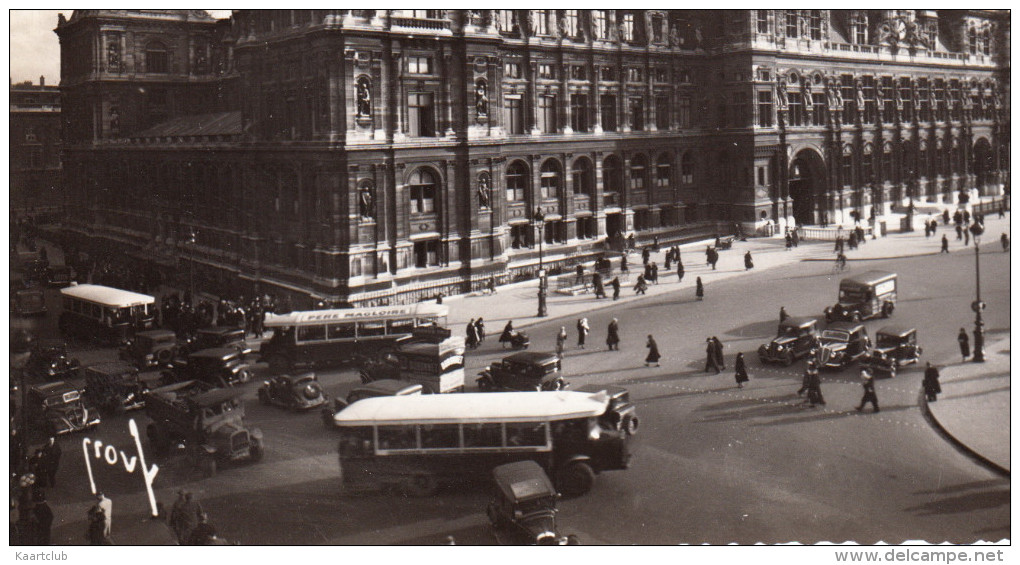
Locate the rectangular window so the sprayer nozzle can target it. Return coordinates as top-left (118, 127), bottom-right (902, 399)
top-left (510, 225), bottom-right (529, 248)
top-left (757, 10), bottom-right (770, 34)
top-left (627, 68), bottom-right (643, 83)
top-left (146, 51), bottom-right (168, 74)
top-left (651, 16), bottom-right (664, 43)
top-left (934, 80), bottom-right (946, 122)
top-left (809, 10), bottom-right (822, 40)
top-left (532, 10), bottom-right (549, 35)
top-left (413, 240), bottom-right (440, 268)
top-left (504, 62), bottom-right (521, 79)
top-left (678, 97), bottom-right (692, 129)
top-left (841, 75), bottom-right (856, 116)
top-left (621, 13), bottom-right (635, 42)
top-left (862, 77), bottom-right (877, 124)
top-left (410, 184), bottom-right (436, 215)
top-left (629, 97), bottom-right (644, 131)
top-left (571, 94), bottom-right (589, 132)
top-left (600, 66), bottom-right (616, 82)
top-left (788, 92), bottom-right (803, 126)
top-left (538, 64), bottom-right (555, 79)
top-left (917, 79), bottom-right (930, 122)
top-left (357, 320), bottom-right (386, 337)
top-left (297, 325), bottom-right (326, 342)
top-left (505, 422), bottom-right (547, 447)
top-left (538, 95), bottom-right (557, 134)
top-left (570, 65), bottom-right (586, 81)
top-left (499, 10), bottom-right (515, 33)
top-left (564, 10), bottom-right (579, 37)
top-left (900, 78), bottom-right (913, 122)
top-left (881, 77), bottom-right (895, 123)
top-left (463, 423), bottom-right (503, 448)
top-left (420, 424), bottom-right (460, 448)
top-left (593, 11), bottom-right (608, 40)
top-left (757, 91), bottom-right (773, 127)
top-left (678, 69), bottom-right (691, 84)
top-left (654, 68), bottom-right (668, 83)
top-left (540, 170), bottom-right (558, 198)
top-left (655, 95), bottom-right (670, 130)
top-left (505, 96), bottom-right (524, 134)
top-left (786, 11), bottom-right (799, 38)
top-left (813, 91), bottom-right (826, 126)
top-left (378, 425), bottom-right (416, 450)
top-left (407, 93), bottom-right (435, 137)
top-left (407, 56), bottom-right (432, 74)
top-left (851, 13), bottom-right (868, 44)
top-left (327, 322), bottom-right (356, 340)
top-left (386, 318), bottom-right (415, 335)
top-left (601, 95), bottom-right (617, 131)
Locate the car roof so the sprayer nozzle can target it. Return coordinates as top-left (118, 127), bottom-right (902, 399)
top-left (189, 348), bottom-right (239, 360)
top-left (196, 326), bottom-right (243, 336)
top-left (574, 384), bottom-right (628, 398)
top-left (29, 381), bottom-right (79, 395)
top-left (842, 270), bottom-right (897, 286)
top-left (86, 362), bottom-right (138, 375)
top-left (780, 316), bottom-right (818, 328)
top-left (136, 329), bottom-right (177, 339)
top-left (825, 322), bottom-right (866, 332)
top-left (503, 351), bottom-right (559, 365)
top-left (353, 379), bottom-right (422, 395)
top-left (492, 460), bottom-right (557, 502)
top-left (876, 326), bottom-right (916, 338)
top-left (193, 386), bottom-right (246, 407)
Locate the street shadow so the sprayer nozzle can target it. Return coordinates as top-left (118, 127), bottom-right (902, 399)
top-left (748, 402), bottom-right (918, 428)
top-left (943, 385), bottom-right (1011, 401)
top-left (616, 369), bottom-right (707, 386)
top-left (724, 320), bottom-right (777, 340)
top-left (903, 488), bottom-right (1010, 517)
top-left (911, 478), bottom-right (1009, 496)
top-left (695, 401), bottom-right (799, 424)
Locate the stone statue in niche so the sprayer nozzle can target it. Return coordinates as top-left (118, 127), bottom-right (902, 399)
top-left (477, 175), bottom-right (491, 209)
top-left (358, 184), bottom-right (375, 219)
top-left (356, 78), bottom-right (372, 117)
top-left (776, 80), bottom-right (788, 110)
top-left (110, 107), bottom-right (120, 132)
top-left (107, 42), bottom-right (120, 70)
top-left (855, 79), bottom-right (865, 111)
top-left (475, 81), bottom-right (488, 117)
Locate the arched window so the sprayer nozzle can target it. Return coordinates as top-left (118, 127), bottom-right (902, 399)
top-left (408, 168), bottom-right (438, 214)
top-left (655, 153), bottom-right (672, 187)
top-left (539, 159), bottom-right (561, 198)
top-left (629, 154), bottom-right (648, 190)
top-left (602, 156), bottom-right (623, 193)
top-left (680, 151), bottom-right (694, 184)
top-left (571, 158), bottom-right (594, 196)
top-left (506, 161), bottom-right (529, 202)
top-left (145, 42), bottom-right (169, 74)
top-left (861, 144), bottom-right (874, 184)
top-left (841, 145), bottom-right (854, 187)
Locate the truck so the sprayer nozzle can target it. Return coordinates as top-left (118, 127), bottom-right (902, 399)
top-left (144, 380), bottom-right (264, 476)
top-left (359, 331), bottom-right (466, 394)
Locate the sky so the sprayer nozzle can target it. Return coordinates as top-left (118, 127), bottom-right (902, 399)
top-left (8, 9), bottom-right (232, 86)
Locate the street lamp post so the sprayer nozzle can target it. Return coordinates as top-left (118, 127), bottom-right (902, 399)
top-left (970, 221), bottom-right (985, 362)
top-left (184, 227), bottom-right (197, 305)
top-left (534, 208), bottom-right (548, 317)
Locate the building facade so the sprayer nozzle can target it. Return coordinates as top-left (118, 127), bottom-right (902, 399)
top-left (10, 77), bottom-right (63, 213)
top-left (56, 9), bottom-right (1009, 307)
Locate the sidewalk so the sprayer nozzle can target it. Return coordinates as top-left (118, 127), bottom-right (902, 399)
top-left (923, 334), bottom-right (1011, 475)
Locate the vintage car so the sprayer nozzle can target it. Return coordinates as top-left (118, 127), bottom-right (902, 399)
top-left (27, 381), bottom-right (101, 435)
top-left (824, 271), bottom-right (898, 323)
top-left (82, 362), bottom-right (148, 414)
top-left (574, 384), bottom-right (640, 436)
top-left (487, 460), bottom-right (580, 546)
top-left (11, 288), bottom-right (47, 317)
top-left (161, 348), bottom-right (253, 388)
top-left (25, 339), bottom-right (81, 382)
top-left (815, 322), bottom-right (871, 369)
top-left (758, 317), bottom-right (819, 366)
top-left (477, 351), bottom-right (568, 392)
top-left (120, 329), bottom-right (181, 368)
top-left (45, 265), bottom-right (76, 288)
top-left (321, 379), bottom-right (422, 428)
top-left (860, 326), bottom-right (923, 378)
top-left (257, 372), bottom-right (329, 411)
top-left (188, 327), bottom-right (252, 357)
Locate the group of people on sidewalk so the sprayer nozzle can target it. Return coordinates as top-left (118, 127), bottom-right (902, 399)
top-left (10, 436), bottom-right (62, 546)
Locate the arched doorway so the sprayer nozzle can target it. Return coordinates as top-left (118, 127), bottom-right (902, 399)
top-left (789, 149), bottom-right (827, 226)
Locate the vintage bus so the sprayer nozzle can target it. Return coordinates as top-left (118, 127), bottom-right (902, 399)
top-left (334, 390), bottom-right (635, 497)
top-left (58, 284), bottom-right (156, 345)
top-left (259, 304), bottom-right (449, 373)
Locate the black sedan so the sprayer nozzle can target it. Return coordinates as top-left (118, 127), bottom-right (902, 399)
top-left (257, 372), bottom-right (329, 411)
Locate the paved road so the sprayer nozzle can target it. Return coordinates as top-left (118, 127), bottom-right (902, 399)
top-left (28, 233), bottom-right (1008, 545)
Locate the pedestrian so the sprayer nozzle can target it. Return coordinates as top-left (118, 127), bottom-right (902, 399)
top-left (642, 247), bottom-right (650, 266)
top-left (499, 320), bottom-right (515, 349)
top-left (791, 229), bottom-right (800, 247)
top-left (664, 253), bottom-right (672, 271)
top-left (964, 224), bottom-right (970, 246)
top-left (705, 338), bottom-right (720, 374)
top-left (924, 220), bottom-right (931, 238)
top-left (577, 318), bottom-right (589, 349)
top-left (607, 319), bottom-right (621, 351)
top-left (592, 272), bottom-right (606, 298)
top-left (96, 492), bottom-right (112, 538)
top-left (610, 276), bottom-right (621, 300)
top-left (798, 359), bottom-right (815, 396)
top-left (620, 253), bottom-right (628, 273)
top-left (627, 233), bottom-right (636, 250)
top-left (943, 209), bottom-right (950, 225)
top-left (734, 352), bottom-right (749, 388)
top-left (856, 369), bottom-right (879, 413)
top-left (575, 264), bottom-right (586, 287)
top-left (923, 362), bottom-right (942, 402)
top-left (86, 502), bottom-right (108, 545)
top-left (848, 231), bottom-right (858, 250)
top-left (466, 319), bottom-right (479, 349)
top-left (38, 437), bottom-right (61, 488)
top-left (32, 490), bottom-right (53, 546)
top-left (172, 491), bottom-right (204, 545)
top-left (780, 306), bottom-right (789, 322)
top-left (929, 219), bottom-right (937, 236)
top-left (474, 318), bottom-right (486, 342)
top-left (705, 245), bottom-right (713, 265)
top-left (676, 260), bottom-right (685, 283)
top-left (645, 335), bottom-right (661, 367)
top-left (957, 327), bottom-right (970, 361)
top-left (488, 275), bottom-right (497, 294)
top-left (633, 274), bottom-right (648, 295)
top-left (963, 209), bottom-right (970, 225)
top-left (955, 224), bottom-right (963, 241)
top-left (785, 232), bottom-right (793, 251)
top-left (806, 362), bottom-right (825, 407)
top-left (555, 327), bottom-right (567, 357)
top-left (709, 248), bottom-right (718, 270)
top-left (1001, 232), bottom-right (1010, 252)
top-left (712, 336), bottom-right (725, 370)
top-left (695, 277), bottom-right (704, 300)
top-left (650, 262), bottom-right (659, 284)
top-left (743, 250), bottom-right (754, 270)
top-left (953, 210), bottom-right (962, 226)
top-left (940, 234), bottom-right (949, 253)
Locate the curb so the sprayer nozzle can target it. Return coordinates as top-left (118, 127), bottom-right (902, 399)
top-left (919, 390), bottom-right (1010, 477)
top-left (800, 252), bottom-right (940, 262)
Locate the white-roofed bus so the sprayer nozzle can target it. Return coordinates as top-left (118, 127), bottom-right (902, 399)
top-left (58, 284), bottom-right (156, 345)
top-left (333, 389), bottom-right (637, 497)
top-left (258, 303), bottom-right (449, 373)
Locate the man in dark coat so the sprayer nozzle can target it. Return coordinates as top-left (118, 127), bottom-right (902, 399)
top-left (791, 229), bottom-right (800, 247)
top-left (957, 328), bottom-right (970, 361)
top-left (940, 234), bottom-right (950, 253)
top-left (704, 338), bottom-right (720, 374)
top-left (32, 490), bottom-right (53, 546)
top-left (734, 352), bottom-right (749, 389)
top-left (856, 369), bottom-right (879, 413)
top-left (923, 362), bottom-right (942, 402)
top-left (650, 262), bottom-right (659, 284)
top-left (785, 232), bottom-right (793, 250)
top-left (645, 335), bottom-right (661, 367)
top-left (676, 261), bottom-right (685, 283)
top-left (806, 363), bottom-right (826, 407)
top-left (955, 224), bottom-right (963, 241)
top-left (712, 337), bottom-right (725, 370)
top-left (171, 491), bottom-right (204, 545)
top-left (642, 247), bottom-right (651, 266)
top-left (610, 276), bottom-right (621, 300)
top-left (606, 319), bottom-right (621, 351)
top-left (708, 248), bottom-right (718, 270)
top-left (592, 272), bottom-right (606, 298)
top-left (38, 437), bottom-right (61, 488)
top-left (743, 251), bottom-right (754, 270)
top-left (943, 209), bottom-right (950, 225)
top-left (780, 306), bottom-right (789, 322)
top-left (695, 277), bottom-right (704, 300)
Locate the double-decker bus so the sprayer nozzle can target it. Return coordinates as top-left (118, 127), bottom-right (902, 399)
top-left (334, 390), bottom-right (636, 497)
top-left (58, 284), bottom-right (156, 345)
top-left (259, 304), bottom-right (448, 373)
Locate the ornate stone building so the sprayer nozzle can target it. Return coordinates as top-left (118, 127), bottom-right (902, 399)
top-left (10, 77), bottom-right (62, 213)
top-left (56, 9), bottom-right (1009, 307)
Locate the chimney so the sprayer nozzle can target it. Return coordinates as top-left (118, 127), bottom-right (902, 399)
top-left (40, 76), bottom-right (45, 87)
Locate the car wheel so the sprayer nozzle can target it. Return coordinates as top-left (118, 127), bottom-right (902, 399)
top-left (156, 349), bottom-right (172, 365)
top-left (249, 439), bottom-right (264, 462)
top-left (623, 414), bottom-right (639, 436)
top-left (557, 461), bottom-right (595, 498)
top-left (782, 352), bottom-right (795, 367)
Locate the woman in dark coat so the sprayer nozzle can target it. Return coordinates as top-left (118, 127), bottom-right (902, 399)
top-left (695, 277), bottom-right (704, 300)
top-left (734, 352), bottom-right (749, 388)
top-left (645, 335), bottom-right (661, 367)
top-left (704, 338), bottom-right (720, 374)
top-left (922, 362), bottom-right (942, 402)
top-left (743, 251), bottom-right (754, 270)
top-left (676, 260), bottom-right (684, 283)
top-left (712, 336), bottom-right (725, 370)
top-left (607, 319), bottom-right (621, 351)
top-left (634, 275), bottom-right (648, 295)
top-left (957, 328), bottom-right (970, 361)
top-left (499, 321), bottom-right (515, 349)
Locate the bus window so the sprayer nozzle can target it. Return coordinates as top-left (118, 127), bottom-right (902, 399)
top-left (357, 321), bottom-right (386, 337)
top-left (463, 423), bottom-right (503, 448)
top-left (90, 303), bottom-right (101, 319)
top-left (421, 424), bottom-right (460, 449)
top-left (378, 425), bottom-right (416, 450)
top-left (328, 322), bottom-right (356, 340)
top-left (416, 317), bottom-right (439, 327)
top-left (297, 325), bottom-right (327, 342)
top-left (506, 422), bottom-right (548, 447)
top-left (387, 318), bottom-right (415, 335)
